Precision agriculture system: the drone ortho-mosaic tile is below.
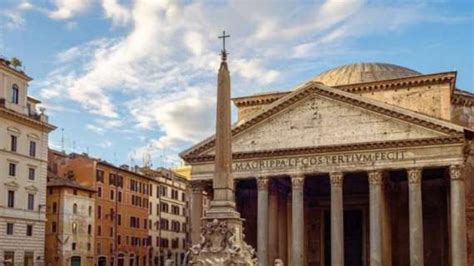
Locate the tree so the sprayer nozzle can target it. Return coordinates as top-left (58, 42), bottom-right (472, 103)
top-left (10, 57), bottom-right (22, 68)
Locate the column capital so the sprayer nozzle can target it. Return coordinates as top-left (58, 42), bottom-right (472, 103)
top-left (368, 170), bottom-right (383, 185)
top-left (330, 172), bottom-right (344, 187)
top-left (449, 164), bottom-right (464, 181)
top-left (256, 176), bottom-right (269, 191)
top-left (407, 168), bottom-right (422, 184)
top-left (291, 175), bottom-right (305, 189)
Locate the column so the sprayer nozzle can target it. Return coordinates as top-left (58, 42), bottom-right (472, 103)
top-left (287, 193), bottom-right (293, 266)
top-left (257, 177), bottom-right (269, 266)
top-left (190, 181), bottom-right (204, 245)
top-left (330, 172), bottom-right (344, 266)
top-left (268, 182), bottom-right (279, 264)
top-left (408, 168), bottom-right (423, 265)
top-left (449, 165), bottom-right (467, 266)
top-left (278, 190), bottom-right (288, 264)
top-left (369, 170), bottom-right (383, 266)
top-left (291, 175), bottom-right (305, 266)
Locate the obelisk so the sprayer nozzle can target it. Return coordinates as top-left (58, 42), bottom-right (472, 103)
top-left (189, 31), bottom-right (256, 265)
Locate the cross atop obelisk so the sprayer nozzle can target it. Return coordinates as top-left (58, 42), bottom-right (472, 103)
top-left (218, 30), bottom-right (230, 61)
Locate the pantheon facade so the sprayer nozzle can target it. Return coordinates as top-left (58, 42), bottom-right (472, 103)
top-left (181, 63), bottom-right (474, 265)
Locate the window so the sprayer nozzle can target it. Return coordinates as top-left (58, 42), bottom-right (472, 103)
top-left (171, 189), bottom-right (178, 200)
top-left (52, 222), bottom-right (57, 233)
top-left (160, 219), bottom-right (169, 230)
top-left (88, 224), bottom-right (92, 235)
top-left (181, 193), bottom-right (186, 202)
top-left (160, 186), bottom-right (167, 197)
top-left (26, 225), bottom-right (33, 236)
top-left (98, 205), bottom-right (102, 218)
top-left (110, 190), bottom-right (114, 201)
top-left (4, 251), bottom-right (14, 266)
top-left (118, 235), bottom-right (122, 245)
top-left (98, 226), bottom-right (101, 236)
top-left (8, 163), bottom-right (16, 177)
top-left (118, 214), bottom-right (121, 226)
top-left (73, 203), bottom-right (78, 214)
top-left (109, 227), bottom-right (113, 237)
top-left (27, 194), bottom-right (34, 210)
top-left (72, 242), bottom-right (76, 251)
top-left (109, 173), bottom-right (116, 186)
top-left (87, 243), bottom-right (91, 251)
top-left (10, 135), bottom-right (17, 152)
top-left (6, 223), bottom-right (14, 235)
top-left (88, 206), bottom-right (92, 216)
top-left (160, 202), bottom-right (169, 213)
top-left (96, 170), bottom-right (104, 182)
top-left (72, 223), bottom-right (78, 234)
top-left (118, 191), bottom-right (122, 202)
top-left (98, 187), bottom-right (102, 197)
top-left (11, 84), bottom-right (19, 104)
top-left (7, 191), bottom-right (15, 208)
top-left (53, 202), bottom-right (57, 213)
top-left (73, 189), bottom-right (77, 195)
top-left (171, 205), bottom-right (180, 215)
top-left (28, 168), bottom-right (35, 180)
top-left (29, 141), bottom-right (36, 157)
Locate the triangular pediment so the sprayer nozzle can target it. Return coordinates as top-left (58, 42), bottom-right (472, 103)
top-left (4, 180), bottom-right (20, 189)
top-left (181, 82), bottom-right (466, 159)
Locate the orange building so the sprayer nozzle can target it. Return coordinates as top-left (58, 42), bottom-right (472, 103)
top-left (50, 151), bottom-right (153, 266)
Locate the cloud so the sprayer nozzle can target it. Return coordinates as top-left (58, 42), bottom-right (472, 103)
top-left (49, 0), bottom-right (93, 19)
top-left (86, 124), bottom-right (105, 135)
top-left (101, 0), bottom-right (131, 26)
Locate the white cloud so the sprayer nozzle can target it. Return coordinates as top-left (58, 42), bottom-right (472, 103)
top-left (86, 124), bottom-right (105, 135)
top-left (49, 0), bottom-right (93, 19)
top-left (101, 0), bottom-right (131, 26)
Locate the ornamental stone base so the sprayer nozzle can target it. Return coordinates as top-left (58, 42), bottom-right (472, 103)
top-left (189, 200), bottom-right (257, 266)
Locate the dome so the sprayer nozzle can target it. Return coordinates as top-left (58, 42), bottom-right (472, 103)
top-left (313, 63), bottom-right (421, 87)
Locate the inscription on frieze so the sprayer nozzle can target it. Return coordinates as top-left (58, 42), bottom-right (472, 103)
top-left (233, 150), bottom-right (407, 172)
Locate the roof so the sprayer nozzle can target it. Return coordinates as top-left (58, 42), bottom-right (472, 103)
top-left (47, 177), bottom-right (96, 192)
top-left (312, 62), bottom-right (421, 86)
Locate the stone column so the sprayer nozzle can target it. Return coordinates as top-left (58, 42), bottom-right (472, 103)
top-left (291, 175), bottom-right (305, 266)
top-left (190, 181), bottom-right (204, 245)
top-left (449, 165), bottom-right (467, 266)
top-left (330, 172), bottom-right (344, 266)
top-left (408, 168), bottom-right (424, 266)
top-left (369, 170), bottom-right (383, 266)
top-left (257, 177), bottom-right (269, 266)
top-left (268, 182), bottom-right (279, 264)
top-left (278, 190), bottom-right (288, 264)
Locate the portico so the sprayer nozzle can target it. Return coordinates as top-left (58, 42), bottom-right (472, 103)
top-left (181, 63), bottom-right (473, 265)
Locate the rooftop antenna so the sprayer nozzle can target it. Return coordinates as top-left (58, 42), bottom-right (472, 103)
top-left (61, 128), bottom-right (65, 153)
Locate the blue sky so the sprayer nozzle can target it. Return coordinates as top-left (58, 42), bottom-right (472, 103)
top-left (1, 0), bottom-right (473, 168)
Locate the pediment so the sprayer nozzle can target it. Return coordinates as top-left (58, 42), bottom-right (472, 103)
top-left (25, 185), bottom-right (38, 193)
top-left (181, 82), bottom-right (466, 159)
top-left (4, 180), bottom-right (20, 190)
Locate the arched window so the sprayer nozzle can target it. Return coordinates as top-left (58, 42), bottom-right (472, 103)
top-left (73, 203), bottom-right (78, 214)
top-left (11, 84), bottom-right (19, 104)
top-left (88, 206), bottom-right (92, 216)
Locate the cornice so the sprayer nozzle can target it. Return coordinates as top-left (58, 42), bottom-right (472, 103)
top-left (232, 72), bottom-right (456, 107)
top-left (0, 62), bottom-right (32, 81)
top-left (184, 136), bottom-right (464, 163)
top-left (181, 81), bottom-right (465, 159)
top-left (0, 106), bottom-right (56, 132)
top-left (452, 89), bottom-right (474, 107)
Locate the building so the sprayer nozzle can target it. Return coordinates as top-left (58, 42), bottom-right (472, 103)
top-left (139, 167), bottom-right (190, 266)
top-left (45, 172), bottom-right (96, 266)
top-left (0, 58), bottom-right (56, 265)
top-left (181, 62), bottom-right (474, 265)
top-left (50, 153), bottom-right (152, 266)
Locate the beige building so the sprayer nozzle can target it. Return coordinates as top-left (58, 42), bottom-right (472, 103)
top-left (139, 167), bottom-right (189, 266)
top-left (0, 58), bottom-right (55, 265)
top-left (182, 63), bottom-right (474, 265)
top-left (45, 175), bottom-right (96, 266)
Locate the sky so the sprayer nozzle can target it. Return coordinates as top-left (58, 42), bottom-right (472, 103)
top-left (0, 0), bottom-right (473, 168)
